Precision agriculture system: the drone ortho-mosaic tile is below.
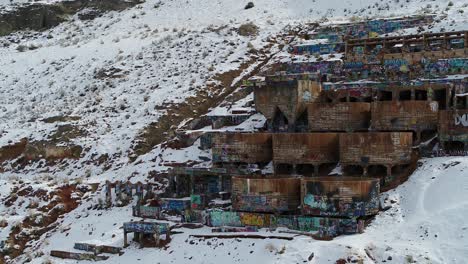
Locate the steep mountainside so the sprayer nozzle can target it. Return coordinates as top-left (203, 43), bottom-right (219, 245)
top-left (0, 0), bottom-right (467, 263)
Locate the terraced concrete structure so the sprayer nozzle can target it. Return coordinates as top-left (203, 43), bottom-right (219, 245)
top-left (231, 176), bottom-right (301, 213)
top-left (308, 102), bottom-right (371, 132)
top-left (212, 133), bottom-right (272, 164)
top-left (301, 177), bottom-right (380, 217)
top-left (272, 133), bottom-right (339, 176)
top-left (339, 132), bottom-right (413, 177)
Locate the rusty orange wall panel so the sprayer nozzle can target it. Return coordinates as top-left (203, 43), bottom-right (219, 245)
top-left (254, 80), bottom-right (320, 124)
top-left (212, 133), bottom-right (272, 163)
top-left (308, 102), bottom-right (371, 132)
top-left (339, 132), bottom-right (413, 165)
top-left (231, 176), bottom-right (301, 213)
top-left (439, 110), bottom-right (468, 142)
top-left (272, 133), bottom-right (339, 164)
top-left (371, 101), bottom-right (439, 131)
top-left (301, 177), bottom-right (380, 217)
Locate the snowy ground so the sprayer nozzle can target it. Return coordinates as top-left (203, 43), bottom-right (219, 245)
top-left (16, 157), bottom-right (466, 264)
top-left (0, 0), bottom-right (468, 263)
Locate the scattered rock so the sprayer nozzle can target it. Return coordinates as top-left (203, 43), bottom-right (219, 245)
top-left (244, 2), bottom-right (254, 9)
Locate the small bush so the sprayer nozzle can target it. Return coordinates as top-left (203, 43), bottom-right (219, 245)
top-left (238, 22), bottom-right (259, 37)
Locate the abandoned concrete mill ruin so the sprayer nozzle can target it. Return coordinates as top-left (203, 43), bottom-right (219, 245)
top-left (53, 17), bottom-right (467, 254)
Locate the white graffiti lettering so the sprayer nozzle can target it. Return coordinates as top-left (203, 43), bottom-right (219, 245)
top-left (455, 114), bottom-right (468, 127)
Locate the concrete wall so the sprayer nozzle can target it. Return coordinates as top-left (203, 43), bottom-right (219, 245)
top-left (439, 110), bottom-right (468, 142)
top-left (371, 101), bottom-right (439, 132)
top-left (207, 211), bottom-right (364, 238)
top-left (308, 102), bottom-right (371, 132)
top-left (231, 176), bottom-right (300, 213)
top-left (212, 133), bottom-right (272, 163)
top-left (272, 133), bottom-right (339, 165)
top-left (301, 177), bottom-right (380, 217)
top-left (254, 80), bottom-right (320, 127)
top-left (339, 132), bottom-right (413, 165)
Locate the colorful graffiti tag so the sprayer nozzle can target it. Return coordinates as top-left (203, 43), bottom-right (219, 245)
top-left (123, 222), bottom-right (169, 234)
top-left (160, 198), bottom-right (191, 213)
top-left (206, 211), bottom-right (364, 238)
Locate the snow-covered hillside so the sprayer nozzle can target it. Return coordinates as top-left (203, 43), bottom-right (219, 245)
top-left (16, 157), bottom-right (466, 264)
top-left (0, 0), bottom-right (468, 263)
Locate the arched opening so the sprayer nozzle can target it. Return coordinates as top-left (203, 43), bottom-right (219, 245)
top-left (399, 90), bottom-right (412, 101)
top-left (411, 131), bottom-right (421, 144)
top-left (379, 90), bottom-right (393, 101)
top-left (343, 165), bottom-right (364, 176)
top-left (421, 129), bottom-right (437, 142)
top-left (275, 163), bottom-right (293, 174)
top-left (433, 88), bottom-right (447, 109)
top-left (297, 164), bottom-right (315, 177)
top-left (368, 165), bottom-right (387, 177)
top-left (415, 90), bottom-right (428, 101)
top-left (295, 110), bottom-right (308, 132)
top-left (319, 163), bottom-right (337, 176)
top-left (271, 108), bottom-right (289, 132)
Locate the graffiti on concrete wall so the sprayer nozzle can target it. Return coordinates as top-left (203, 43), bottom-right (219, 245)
top-left (161, 198), bottom-right (191, 213)
top-left (207, 211), bottom-right (363, 238)
top-left (455, 113), bottom-right (468, 127)
top-left (291, 43), bottom-right (344, 55)
top-left (302, 180), bottom-right (380, 217)
top-left (133, 206), bottom-right (161, 219)
top-left (123, 222), bottom-right (169, 234)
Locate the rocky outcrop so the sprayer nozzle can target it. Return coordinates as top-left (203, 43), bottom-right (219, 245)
top-left (23, 141), bottom-right (82, 161)
top-left (0, 138), bottom-right (27, 162)
top-left (0, 0), bottom-right (144, 36)
top-left (0, 139), bottom-right (82, 163)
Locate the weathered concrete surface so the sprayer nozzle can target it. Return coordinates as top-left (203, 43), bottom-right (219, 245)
top-left (371, 101), bottom-right (439, 132)
top-left (212, 133), bottom-right (272, 163)
top-left (308, 102), bottom-right (371, 132)
top-left (301, 177), bottom-right (380, 217)
top-left (439, 110), bottom-right (468, 143)
top-left (254, 79), bottom-right (321, 127)
top-left (272, 133), bottom-right (339, 165)
top-left (231, 176), bottom-right (300, 213)
top-left (339, 132), bottom-right (413, 165)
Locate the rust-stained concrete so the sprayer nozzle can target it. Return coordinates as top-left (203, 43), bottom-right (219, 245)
top-left (212, 133), bottom-right (272, 164)
top-left (301, 177), bottom-right (380, 217)
top-left (231, 176), bottom-right (300, 213)
top-left (339, 132), bottom-right (413, 166)
top-left (254, 79), bottom-right (321, 131)
top-left (308, 102), bottom-right (371, 132)
top-left (272, 133), bottom-right (339, 165)
top-left (371, 101), bottom-right (439, 133)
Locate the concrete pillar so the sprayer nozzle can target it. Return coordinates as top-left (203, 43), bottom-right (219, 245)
top-left (416, 131), bottom-right (422, 145)
top-left (175, 175), bottom-right (180, 197)
top-left (123, 232), bottom-right (128, 248)
top-left (392, 90), bottom-right (398, 101)
top-left (363, 166), bottom-right (368, 176)
top-left (314, 165), bottom-right (319, 176)
top-left (386, 165), bottom-right (392, 177)
top-left (218, 175), bottom-right (223, 193)
top-left (105, 181), bottom-right (112, 207)
top-left (190, 175), bottom-right (195, 195)
top-left (292, 164), bottom-right (297, 175)
top-left (411, 89), bottom-right (416, 101)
